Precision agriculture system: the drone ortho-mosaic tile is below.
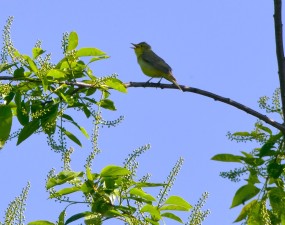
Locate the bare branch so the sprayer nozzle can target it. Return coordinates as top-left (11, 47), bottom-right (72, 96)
top-left (126, 82), bottom-right (285, 132)
top-left (274, 0), bottom-right (285, 121)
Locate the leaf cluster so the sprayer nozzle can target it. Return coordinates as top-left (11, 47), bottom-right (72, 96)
top-left (0, 27), bottom-right (126, 149)
top-left (212, 93), bottom-right (285, 224)
top-left (28, 162), bottom-right (191, 225)
top-left (0, 18), bottom-right (208, 225)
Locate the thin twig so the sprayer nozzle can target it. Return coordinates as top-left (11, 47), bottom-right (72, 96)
top-left (273, 0), bottom-right (285, 121)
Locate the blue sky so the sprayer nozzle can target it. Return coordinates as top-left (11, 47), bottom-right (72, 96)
top-left (0, 1), bottom-right (279, 224)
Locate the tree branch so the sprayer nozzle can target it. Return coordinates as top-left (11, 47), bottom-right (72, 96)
top-left (274, 0), bottom-right (285, 121)
top-left (1, 76), bottom-right (285, 132)
top-left (126, 82), bottom-right (285, 132)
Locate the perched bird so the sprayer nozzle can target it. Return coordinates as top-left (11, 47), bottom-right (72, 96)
top-left (131, 42), bottom-right (182, 91)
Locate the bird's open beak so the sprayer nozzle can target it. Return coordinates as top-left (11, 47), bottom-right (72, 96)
top-left (130, 43), bottom-right (137, 49)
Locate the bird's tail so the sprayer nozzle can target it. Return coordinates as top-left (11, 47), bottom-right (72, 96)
top-left (172, 79), bottom-right (183, 91)
top-left (168, 73), bottom-right (183, 91)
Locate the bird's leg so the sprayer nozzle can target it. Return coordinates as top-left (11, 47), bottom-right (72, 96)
top-left (144, 78), bottom-right (153, 87)
top-left (145, 78), bottom-right (153, 83)
top-left (157, 78), bottom-right (163, 84)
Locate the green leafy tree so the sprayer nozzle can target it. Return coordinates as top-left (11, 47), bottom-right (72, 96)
top-left (0, 17), bottom-right (209, 225)
top-left (2, 1), bottom-right (285, 225)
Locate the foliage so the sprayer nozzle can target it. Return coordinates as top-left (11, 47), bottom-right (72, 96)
top-left (212, 90), bottom-right (285, 224)
top-left (0, 16), bottom-right (126, 150)
top-left (28, 155), bottom-right (192, 225)
top-left (0, 18), bottom-right (209, 225)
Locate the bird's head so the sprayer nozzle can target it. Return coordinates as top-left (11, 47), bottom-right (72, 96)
top-left (131, 42), bottom-right (151, 56)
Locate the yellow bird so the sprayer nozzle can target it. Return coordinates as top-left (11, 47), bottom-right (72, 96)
top-left (131, 42), bottom-right (182, 91)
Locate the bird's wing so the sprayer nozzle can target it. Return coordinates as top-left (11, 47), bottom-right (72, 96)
top-left (141, 51), bottom-right (172, 74)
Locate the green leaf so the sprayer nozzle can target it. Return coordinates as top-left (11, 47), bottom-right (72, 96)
top-left (241, 151), bottom-right (253, 158)
top-left (83, 105), bottom-right (91, 118)
top-left (76, 47), bottom-right (106, 57)
top-left (51, 186), bottom-right (81, 198)
top-left (4, 91), bottom-right (15, 105)
top-left (27, 221), bottom-right (55, 225)
top-left (86, 167), bottom-right (93, 181)
top-left (42, 75), bottom-right (48, 92)
top-left (162, 196), bottom-right (192, 211)
top-left (67, 31), bottom-right (78, 51)
top-left (246, 170), bottom-right (260, 185)
top-left (281, 214), bottom-right (285, 225)
top-left (145, 218), bottom-right (159, 225)
top-left (0, 63), bottom-right (17, 73)
top-left (41, 103), bottom-right (59, 135)
top-left (0, 105), bottom-right (12, 148)
top-left (46, 171), bottom-right (84, 189)
top-left (61, 114), bottom-right (73, 121)
top-left (100, 165), bottom-right (131, 177)
top-left (65, 212), bottom-right (92, 225)
top-left (61, 114), bottom-right (89, 138)
top-left (127, 196), bottom-right (153, 204)
top-left (141, 204), bottom-right (161, 221)
top-left (58, 209), bottom-right (66, 225)
top-left (234, 199), bottom-right (258, 222)
top-left (211, 153), bottom-right (242, 163)
top-left (84, 97), bottom-right (97, 104)
top-left (16, 98), bottom-right (29, 126)
top-left (105, 208), bottom-right (124, 216)
top-left (231, 184), bottom-right (260, 208)
top-left (232, 131), bottom-right (251, 137)
top-left (256, 123), bottom-right (272, 135)
top-left (269, 187), bottom-right (285, 215)
top-left (135, 182), bottom-right (166, 188)
top-left (246, 201), bottom-right (263, 224)
top-left (81, 182), bottom-right (93, 194)
top-left (32, 47), bottom-right (46, 59)
top-left (242, 157), bottom-right (264, 167)
top-left (105, 78), bottom-right (127, 93)
top-left (113, 205), bottom-right (137, 215)
top-left (159, 205), bottom-right (191, 211)
top-left (84, 214), bottom-right (102, 225)
top-left (267, 162), bottom-right (284, 179)
top-left (63, 129), bottom-right (82, 147)
top-left (14, 67), bottom-right (25, 77)
top-left (79, 126), bottom-right (89, 139)
top-left (24, 71), bottom-right (33, 77)
top-left (161, 212), bottom-right (183, 223)
top-left (130, 188), bottom-right (156, 201)
top-left (89, 55), bottom-right (109, 63)
top-left (60, 92), bottom-right (74, 106)
top-left (86, 87), bottom-right (97, 96)
top-left (17, 119), bottom-right (40, 145)
top-left (47, 69), bottom-right (66, 79)
top-left (102, 90), bottom-right (110, 99)
top-left (17, 81), bottom-right (38, 92)
top-left (24, 55), bottom-right (38, 73)
top-left (259, 132), bottom-right (282, 157)
top-left (99, 99), bottom-right (116, 110)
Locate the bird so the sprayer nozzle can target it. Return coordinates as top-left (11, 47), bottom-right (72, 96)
top-left (131, 42), bottom-right (183, 91)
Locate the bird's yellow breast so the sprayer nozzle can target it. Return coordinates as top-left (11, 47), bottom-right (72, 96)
top-left (137, 55), bottom-right (165, 77)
